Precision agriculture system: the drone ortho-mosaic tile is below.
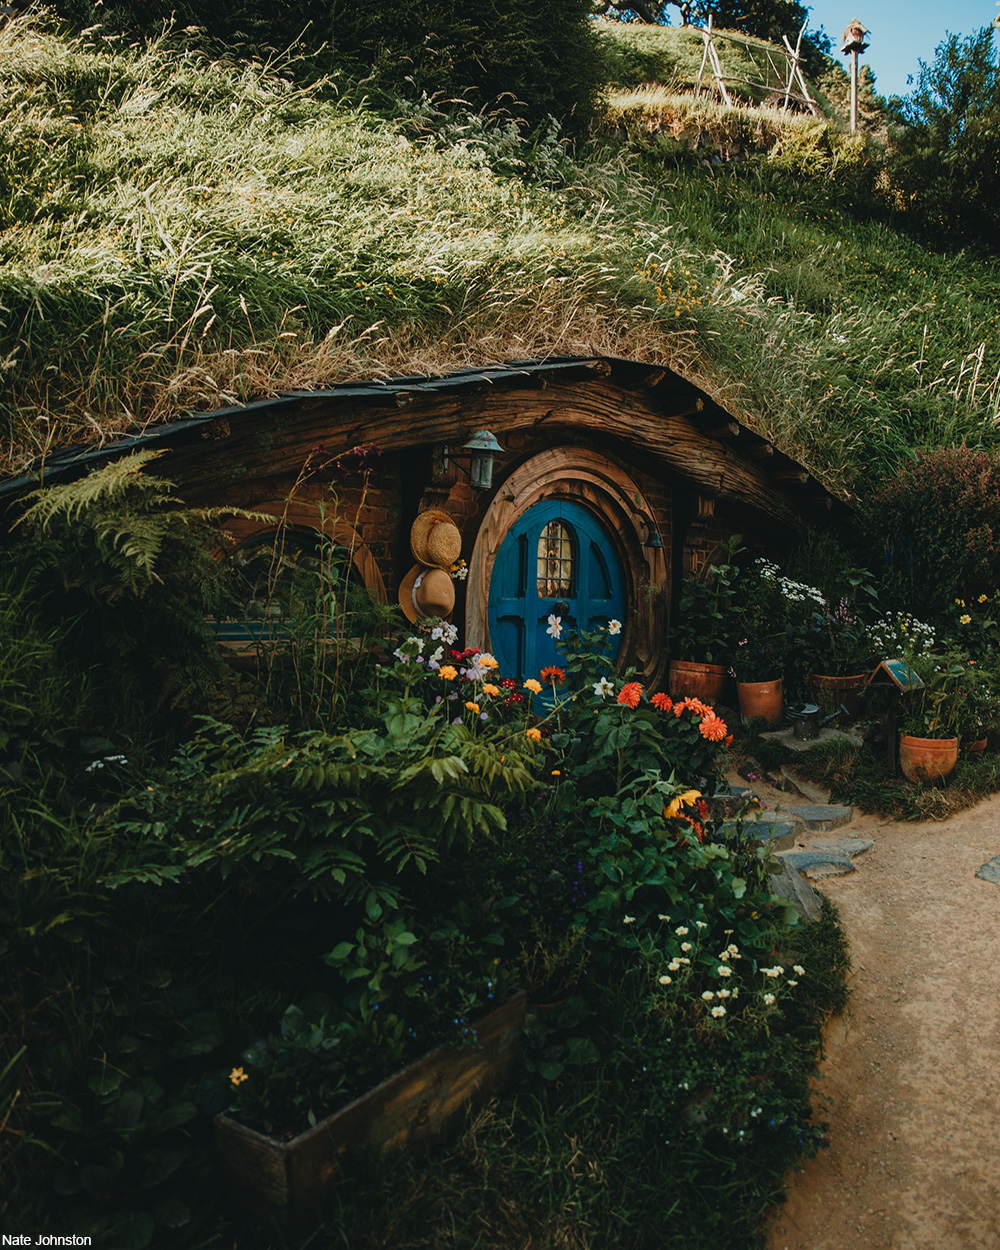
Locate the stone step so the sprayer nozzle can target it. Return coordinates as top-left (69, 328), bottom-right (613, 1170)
top-left (778, 848), bottom-right (856, 879)
top-left (809, 836), bottom-right (874, 859)
top-left (721, 818), bottom-right (800, 852)
top-left (787, 803), bottom-right (854, 832)
top-left (707, 784), bottom-right (758, 820)
top-left (761, 726), bottom-right (863, 753)
top-left (779, 766), bottom-right (831, 805)
top-left (975, 855), bottom-right (1000, 884)
top-left (769, 858), bottom-right (823, 922)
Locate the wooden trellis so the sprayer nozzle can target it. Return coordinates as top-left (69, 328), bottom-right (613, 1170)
top-left (694, 17), bottom-right (823, 118)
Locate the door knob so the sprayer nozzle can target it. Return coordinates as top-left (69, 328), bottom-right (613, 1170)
top-left (551, 600), bottom-right (570, 616)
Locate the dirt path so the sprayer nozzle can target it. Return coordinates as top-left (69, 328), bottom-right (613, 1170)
top-left (764, 794), bottom-right (1000, 1250)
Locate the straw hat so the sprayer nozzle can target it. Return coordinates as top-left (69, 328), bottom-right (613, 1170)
top-left (410, 509), bottom-right (462, 570)
top-left (398, 563), bottom-right (456, 623)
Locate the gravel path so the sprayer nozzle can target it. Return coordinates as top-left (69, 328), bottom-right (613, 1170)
top-left (765, 794), bottom-right (1000, 1250)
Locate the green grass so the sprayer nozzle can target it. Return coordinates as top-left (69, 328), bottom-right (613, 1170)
top-left (746, 730), bottom-right (1000, 820)
top-left (2, 15), bottom-right (999, 496)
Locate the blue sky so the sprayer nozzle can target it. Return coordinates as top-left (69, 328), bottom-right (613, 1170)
top-left (803, 0), bottom-right (1000, 97)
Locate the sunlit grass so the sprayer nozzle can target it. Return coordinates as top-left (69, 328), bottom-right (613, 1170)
top-left (1, 14), bottom-right (998, 495)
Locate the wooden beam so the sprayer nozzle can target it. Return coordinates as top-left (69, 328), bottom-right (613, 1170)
top-left (698, 419), bottom-right (740, 439)
top-left (770, 469), bottom-right (809, 485)
top-left (163, 380), bottom-right (818, 528)
top-left (740, 442), bottom-right (774, 460)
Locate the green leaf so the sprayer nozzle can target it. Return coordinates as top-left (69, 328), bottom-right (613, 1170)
top-left (152, 1101), bottom-right (198, 1132)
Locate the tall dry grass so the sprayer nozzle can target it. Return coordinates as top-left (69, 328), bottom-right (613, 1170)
top-left (2, 13), bottom-right (999, 492)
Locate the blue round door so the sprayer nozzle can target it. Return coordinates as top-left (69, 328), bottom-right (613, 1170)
top-left (488, 499), bottom-right (625, 682)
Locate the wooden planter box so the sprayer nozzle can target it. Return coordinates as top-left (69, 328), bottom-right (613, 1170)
top-left (214, 992), bottom-right (527, 1209)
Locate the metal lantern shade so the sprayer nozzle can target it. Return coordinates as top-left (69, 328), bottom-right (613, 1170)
top-left (462, 430), bottom-right (504, 490)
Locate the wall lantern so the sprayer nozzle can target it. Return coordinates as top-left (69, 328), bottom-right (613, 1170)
top-left (441, 430), bottom-right (505, 491)
top-left (635, 513), bottom-right (664, 550)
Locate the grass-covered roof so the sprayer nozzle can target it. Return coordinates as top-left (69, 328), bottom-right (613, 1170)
top-left (2, 13), bottom-right (998, 493)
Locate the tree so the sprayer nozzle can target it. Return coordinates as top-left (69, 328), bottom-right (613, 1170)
top-left (888, 25), bottom-right (1000, 243)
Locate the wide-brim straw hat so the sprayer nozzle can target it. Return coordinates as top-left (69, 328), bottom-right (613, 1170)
top-left (398, 563), bottom-right (456, 624)
top-left (410, 509), bottom-right (462, 570)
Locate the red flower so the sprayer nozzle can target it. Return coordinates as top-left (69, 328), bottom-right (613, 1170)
top-left (540, 666), bottom-right (566, 685)
top-left (651, 692), bottom-right (673, 712)
top-left (617, 681), bottom-right (643, 709)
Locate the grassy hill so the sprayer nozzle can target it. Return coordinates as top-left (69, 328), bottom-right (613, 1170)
top-left (1, 12), bottom-right (998, 493)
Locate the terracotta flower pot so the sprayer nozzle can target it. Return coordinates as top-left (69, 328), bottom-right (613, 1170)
top-left (962, 737), bottom-right (988, 756)
top-left (810, 672), bottom-right (870, 718)
top-left (898, 734), bottom-right (959, 784)
top-left (668, 659), bottom-right (727, 704)
top-left (737, 678), bottom-right (783, 726)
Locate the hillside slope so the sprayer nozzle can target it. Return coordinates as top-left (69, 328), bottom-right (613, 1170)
top-left (1, 14), bottom-right (998, 492)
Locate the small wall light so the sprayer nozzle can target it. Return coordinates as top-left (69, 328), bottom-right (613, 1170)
top-left (441, 430), bottom-right (505, 491)
top-left (635, 512), bottom-right (665, 550)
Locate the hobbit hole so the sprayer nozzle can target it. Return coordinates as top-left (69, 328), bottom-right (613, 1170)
top-left (0, 356), bottom-right (847, 684)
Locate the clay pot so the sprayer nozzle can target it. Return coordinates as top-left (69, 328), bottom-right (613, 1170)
top-left (737, 678), bottom-right (783, 726)
top-left (962, 737), bottom-right (988, 756)
top-left (898, 734), bottom-right (959, 784)
top-left (810, 672), bottom-right (870, 718)
top-left (668, 660), bottom-right (727, 704)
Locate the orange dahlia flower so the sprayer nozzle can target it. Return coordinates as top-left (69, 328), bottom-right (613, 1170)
top-left (617, 681), bottom-right (643, 709)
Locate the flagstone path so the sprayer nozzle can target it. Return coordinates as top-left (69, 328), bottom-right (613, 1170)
top-left (751, 778), bottom-right (1000, 1250)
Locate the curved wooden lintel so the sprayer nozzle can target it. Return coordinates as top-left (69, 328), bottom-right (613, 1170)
top-left (165, 380), bottom-right (813, 530)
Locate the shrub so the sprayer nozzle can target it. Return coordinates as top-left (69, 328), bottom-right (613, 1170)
top-left (858, 445), bottom-right (1000, 619)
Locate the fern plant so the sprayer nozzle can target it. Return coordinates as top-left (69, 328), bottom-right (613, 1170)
top-left (10, 450), bottom-right (268, 740)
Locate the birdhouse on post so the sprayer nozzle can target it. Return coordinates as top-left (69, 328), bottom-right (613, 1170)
top-left (841, 18), bottom-right (870, 135)
top-left (840, 19), bottom-right (870, 54)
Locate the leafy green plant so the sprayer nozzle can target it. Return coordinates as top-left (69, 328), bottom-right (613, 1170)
top-left (897, 650), bottom-right (976, 739)
top-left (672, 536), bottom-right (744, 665)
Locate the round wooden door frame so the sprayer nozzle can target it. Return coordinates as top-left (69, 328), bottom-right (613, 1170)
top-left (216, 498), bottom-right (387, 603)
top-left (466, 449), bottom-right (667, 684)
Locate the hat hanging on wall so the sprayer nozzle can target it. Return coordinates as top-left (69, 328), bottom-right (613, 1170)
top-left (398, 563), bottom-right (456, 624)
top-left (410, 509), bottom-right (462, 570)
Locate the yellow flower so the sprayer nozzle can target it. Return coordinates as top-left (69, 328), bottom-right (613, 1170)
top-left (479, 655), bottom-right (499, 669)
top-left (438, 665), bottom-right (458, 681)
top-left (465, 701), bottom-right (480, 714)
top-left (663, 789), bottom-right (702, 819)
top-left (523, 679), bottom-right (543, 694)
top-left (525, 727), bottom-right (542, 742)
top-left (482, 683), bottom-right (500, 696)
top-left (229, 1067), bottom-right (249, 1086)
top-left (960, 614), bottom-right (972, 625)
top-left (979, 594), bottom-right (989, 604)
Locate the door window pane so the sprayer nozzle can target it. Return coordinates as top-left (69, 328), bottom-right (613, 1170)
top-left (536, 520), bottom-right (574, 597)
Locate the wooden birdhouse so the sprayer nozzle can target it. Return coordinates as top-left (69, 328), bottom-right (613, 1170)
top-left (841, 19), bottom-right (870, 55)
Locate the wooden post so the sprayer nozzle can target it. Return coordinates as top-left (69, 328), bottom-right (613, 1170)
top-left (850, 47), bottom-right (859, 134)
top-left (841, 19), bottom-right (870, 135)
top-left (695, 15), bottom-right (712, 98)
